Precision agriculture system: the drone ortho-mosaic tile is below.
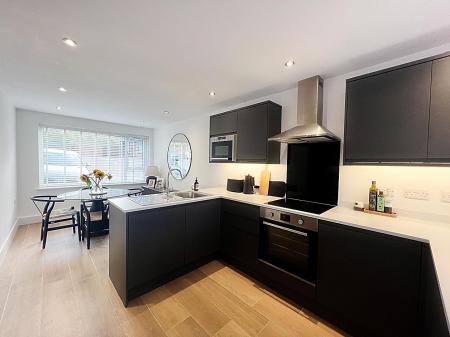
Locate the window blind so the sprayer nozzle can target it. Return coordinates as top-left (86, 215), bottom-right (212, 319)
top-left (39, 126), bottom-right (149, 187)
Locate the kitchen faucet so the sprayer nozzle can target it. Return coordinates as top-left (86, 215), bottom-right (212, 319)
top-left (166, 168), bottom-right (183, 197)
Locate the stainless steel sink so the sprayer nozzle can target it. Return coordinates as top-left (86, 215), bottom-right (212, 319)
top-left (173, 191), bottom-right (208, 199)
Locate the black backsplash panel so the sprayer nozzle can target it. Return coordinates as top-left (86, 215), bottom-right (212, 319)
top-left (286, 141), bottom-right (340, 205)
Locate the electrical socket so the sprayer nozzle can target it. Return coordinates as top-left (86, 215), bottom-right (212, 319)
top-left (440, 191), bottom-right (450, 203)
top-left (403, 189), bottom-right (430, 201)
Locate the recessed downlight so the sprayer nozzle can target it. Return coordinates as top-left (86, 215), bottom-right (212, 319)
top-left (209, 91), bottom-right (216, 97)
top-left (58, 87), bottom-right (67, 92)
top-left (163, 110), bottom-right (170, 115)
top-left (284, 59), bottom-right (295, 68)
top-left (62, 38), bottom-right (78, 47)
top-left (56, 106), bottom-right (62, 110)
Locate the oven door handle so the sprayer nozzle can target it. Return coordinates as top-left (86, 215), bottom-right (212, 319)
top-left (262, 221), bottom-right (308, 237)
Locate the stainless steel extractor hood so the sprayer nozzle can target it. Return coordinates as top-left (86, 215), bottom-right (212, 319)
top-left (269, 76), bottom-right (339, 143)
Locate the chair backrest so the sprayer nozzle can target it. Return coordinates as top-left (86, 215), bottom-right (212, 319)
top-left (30, 195), bottom-right (65, 219)
top-left (81, 200), bottom-right (109, 223)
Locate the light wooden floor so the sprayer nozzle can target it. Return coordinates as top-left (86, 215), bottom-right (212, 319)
top-left (0, 223), bottom-right (346, 337)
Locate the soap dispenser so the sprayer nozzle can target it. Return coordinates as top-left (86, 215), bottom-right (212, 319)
top-left (193, 177), bottom-right (199, 191)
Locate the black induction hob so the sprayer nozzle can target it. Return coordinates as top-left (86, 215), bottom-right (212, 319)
top-left (266, 198), bottom-right (335, 215)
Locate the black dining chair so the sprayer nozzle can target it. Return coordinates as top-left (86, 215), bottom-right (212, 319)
top-left (81, 200), bottom-right (109, 249)
top-left (31, 195), bottom-right (81, 249)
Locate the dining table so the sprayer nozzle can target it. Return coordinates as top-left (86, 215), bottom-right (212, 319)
top-left (57, 188), bottom-right (132, 202)
top-left (57, 188), bottom-right (132, 235)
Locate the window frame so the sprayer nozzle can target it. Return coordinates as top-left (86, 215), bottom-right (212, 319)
top-left (38, 124), bottom-right (150, 188)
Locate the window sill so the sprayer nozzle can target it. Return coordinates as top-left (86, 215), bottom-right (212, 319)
top-left (36, 182), bottom-right (146, 191)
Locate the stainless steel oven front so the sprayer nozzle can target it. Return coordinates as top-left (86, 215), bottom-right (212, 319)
top-left (209, 134), bottom-right (236, 162)
top-left (259, 207), bottom-right (318, 284)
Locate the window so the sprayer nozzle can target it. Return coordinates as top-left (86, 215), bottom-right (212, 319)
top-left (39, 126), bottom-right (149, 187)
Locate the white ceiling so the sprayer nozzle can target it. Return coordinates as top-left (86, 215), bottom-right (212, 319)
top-left (1, 0), bottom-right (450, 127)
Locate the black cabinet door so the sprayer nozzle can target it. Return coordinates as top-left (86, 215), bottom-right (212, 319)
top-left (185, 200), bottom-right (221, 264)
top-left (345, 61), bottom-right (432, 162)
top-left (128, 206), bottom-right (186, 289)
top-left (221, 200), bottom-right (259, 270)
top-left (237, 104), bottom-right (268, 161)
top-left (428, 56), bottom-right (450, 160)
top-left (221, 219), bottom-right (258, 268)
top-left (317, 221), bottom-right (422, 337)
top-left (210, 111), bottom-right (237, 136)
top-left (420, 244), bottom-right (449, 337)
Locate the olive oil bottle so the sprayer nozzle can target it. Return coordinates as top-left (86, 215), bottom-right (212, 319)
top-left (369, 181), bottom-right (378, 211)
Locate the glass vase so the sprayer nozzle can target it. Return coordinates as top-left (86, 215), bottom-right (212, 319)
top-left (90, 182), bottom-right (104, 195)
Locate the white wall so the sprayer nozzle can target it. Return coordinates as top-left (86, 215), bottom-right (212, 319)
top-left (0, 90), bottom-right (17, 252)
top-left (16, 108), bottom-right (154, 222)
top-left (154, 43), bottom-right (450, 217)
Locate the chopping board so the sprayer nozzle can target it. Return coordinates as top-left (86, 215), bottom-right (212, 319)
top-left (259, 165), bottom-right (271, 196)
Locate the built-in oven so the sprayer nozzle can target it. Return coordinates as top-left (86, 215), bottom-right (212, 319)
top-left (209, 134), bottom-right (236, 162)
top-left (259, 207), bottom-right (318, 284)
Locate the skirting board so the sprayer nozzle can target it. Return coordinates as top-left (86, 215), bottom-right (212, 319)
top-left (17, 215), bottom-right (41, 226)
top-left (0, 219), bottom-right (19, 267)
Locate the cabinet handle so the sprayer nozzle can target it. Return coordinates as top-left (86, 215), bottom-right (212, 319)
top-left (262, 221), bottom-right (308, 237)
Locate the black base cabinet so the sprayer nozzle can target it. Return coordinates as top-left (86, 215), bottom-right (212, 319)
top-left (109, 200), bottom-right (221, 306)
top-left (421, 244), bottom-right (449, 337)
top-left (317, 221), bottom-right (449, 337)
top-left (186, 200), bottom-right (221, 264)
top-left (220, 200), bottom-right (260, 274)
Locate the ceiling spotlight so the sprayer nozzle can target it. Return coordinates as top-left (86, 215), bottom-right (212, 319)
top-left (56, 106), bottom-right (62, 110)
top-left (62, 38), bottom-right (78, 47)
top-left (284, 59), bottom-right (295, 68)
top-left (58, 87), bottom-right (67, 92)
top-left (209, 91), bottom-right (216, 97)
top-left (163, 110), bottom-right (170, 115)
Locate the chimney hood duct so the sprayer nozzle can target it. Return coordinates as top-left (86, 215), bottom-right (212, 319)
top-left (269, 76), bottom-right (339, 143)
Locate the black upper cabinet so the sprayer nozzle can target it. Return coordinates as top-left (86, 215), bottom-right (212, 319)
top-left (237, 104), bottom-right (268, 162)
top-left (345, 61), bottom-right (432, 163)
top-left (317, 221), bottom-right (422, 337)
top-left (210, 101), bottom-right (281, 163)
top-left (428, 56), bottom-right (450, 160)
top-left (210, 111), bottom-right (237, 136)
top-left (185, 200), bottom-right (221, 264)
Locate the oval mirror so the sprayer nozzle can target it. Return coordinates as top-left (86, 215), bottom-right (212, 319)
top-left (167, 133), bottom-right (192, 180)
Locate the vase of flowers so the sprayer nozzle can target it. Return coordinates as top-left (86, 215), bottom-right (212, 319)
top-left (80, 169), bottom-right (112, 195)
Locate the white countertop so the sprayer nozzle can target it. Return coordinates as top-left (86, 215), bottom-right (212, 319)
top-left (109, 186), bottom-right (450, 328)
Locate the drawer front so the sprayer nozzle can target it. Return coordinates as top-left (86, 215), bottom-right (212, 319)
top-left (222, 211), bottom-right (259, 236)
top-left (222, 199), bottom-right (260, 222)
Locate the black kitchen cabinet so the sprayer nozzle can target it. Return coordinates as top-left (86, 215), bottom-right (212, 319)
top-left (128, 206), bottom-right (186, 289)
top-left (221, 219), bottom-right (258, 268)
top-left (236, 104), bottom-right (268, 162)
top-left (220, 200), bottom-right (259, 272)
top-left (236, 101), bottom-right (281, 163)
top-left (110, 201), bottom-right (222, 306)
top-left (428, 56), bottom-right (450, 160)
top-left (185, 200), bottom-right (221, 264)
top-left (345, 61), bottom-right (432, 163)
top-left (345, 52), bottom-right (450, 164)
top-left (210, 110), bottom-right (237, 136)
top-left (210, 101), bottom-right (281, 163)
top-left (421, 244), bottom-right (450, 337)
top-left (317, 221), bottom-right (422, 337)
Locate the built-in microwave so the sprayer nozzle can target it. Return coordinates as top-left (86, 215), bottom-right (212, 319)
top-left (210, 134), bottom-right (236, 162)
